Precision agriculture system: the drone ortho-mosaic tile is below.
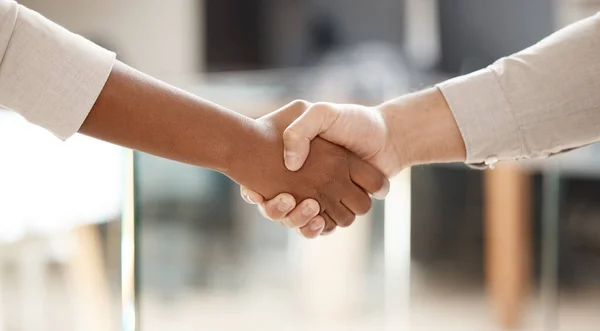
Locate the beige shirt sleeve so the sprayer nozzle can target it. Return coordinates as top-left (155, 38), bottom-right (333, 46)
top-left (437, 12), bottom-right (600, 168)
top-left (0, 0), bottom-right (115, 139)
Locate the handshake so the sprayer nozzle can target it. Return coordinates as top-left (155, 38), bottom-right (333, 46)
top-left (226, 88), bottom-right (465, 239)
top-left (81, 63), bottom-right (464, 237)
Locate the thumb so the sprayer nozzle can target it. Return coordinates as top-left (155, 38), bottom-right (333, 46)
top-left (283, 103), bottom-right (340, 171)
top-left (240, 186), bottom-right (264, 204)
top-left (283, 128), bottom-right (310, 172)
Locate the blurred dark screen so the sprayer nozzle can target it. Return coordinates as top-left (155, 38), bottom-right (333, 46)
top-left (438, 0), bottom-right (554, 74)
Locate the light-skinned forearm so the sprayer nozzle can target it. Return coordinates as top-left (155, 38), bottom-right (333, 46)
top-left (79, 61), bottom-right (257, 174)
top-left (378, 87), bottom-right (466, 167)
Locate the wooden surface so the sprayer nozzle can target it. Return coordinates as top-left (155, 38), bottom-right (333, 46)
top-left (484, 164), bottom-right (531, 329)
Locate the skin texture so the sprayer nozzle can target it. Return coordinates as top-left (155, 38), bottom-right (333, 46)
top-left (79, 61), bottom-right (387, 232)
top-left (243, 88), bottom-right (466, 237)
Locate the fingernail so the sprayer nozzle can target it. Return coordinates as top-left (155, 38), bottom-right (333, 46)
top-left (278, 199), bottom-right (292, 213)
top-left (284, 150), bottom-right (299, 170)
top-left (310, 220), bottom-right (324, 231)
top-left (247, 194), bottom-right (258, 204)
top-left (372, 179), bottom-right (391, 200)
top-left (302, 204), bottom-right (316, 217)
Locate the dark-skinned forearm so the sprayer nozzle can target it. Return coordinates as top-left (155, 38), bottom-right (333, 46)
top-left (79, 61), bottom-right (258, 174)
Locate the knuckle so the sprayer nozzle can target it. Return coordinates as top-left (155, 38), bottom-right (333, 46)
top-left (306, 188), bottom-right (320, 200)
top-left (290, 99), bottom-right (310, 109)
top-left (314, 192), bottom-right (328, 210)
top-left (279, 194), bottom-right (296, 208)
top-left (265, 202), bottom-right (284, 220)
top-left (283, 126), bottom-right (303, 142)
top-left (369, 174), bottom-right (386, 192)
top-left (356, 199), bottom-right (373, 216)
top-left (300, 227), bottom-right (317, 239)
top-left (287, 214), bottom-right (307, 228)
top-left (336, 214), bottom-right (355, 228)
top-left (310, 102), bottom-right (331, 112)
top-left (321, 224), bottom-right (337, 236)
top-left (323, 223), bottom-right (337, 234)
top-left (310, 200), bottom-right (323, 216)
top-left (281, 218), bottom-right (293, 228)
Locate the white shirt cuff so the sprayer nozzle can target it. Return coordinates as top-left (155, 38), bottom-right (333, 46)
top-left (436, 68), bottom-right (522, 167)
top-left (0, 3), bottom-right (116, 140)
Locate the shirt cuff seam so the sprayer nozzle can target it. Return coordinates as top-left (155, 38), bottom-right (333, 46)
top-left (64, 55), bottom-right (116, 139)
top-left (437, 68), bottom-right (522, 167)
top-left (488, 66), bottom-right (525, 160)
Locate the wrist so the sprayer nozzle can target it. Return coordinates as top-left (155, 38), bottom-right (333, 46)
top-left (224, 100), bottom-right (312, 191)
top-left (378, 88), bottom-right (466, 167)
top-left (376, 102), bottom-right (414, 169)
top-left (222, 119), bottom-right (269, 183)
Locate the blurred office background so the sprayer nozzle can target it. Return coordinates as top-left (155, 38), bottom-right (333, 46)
top-left (2, 0), bottom-right (600, 330)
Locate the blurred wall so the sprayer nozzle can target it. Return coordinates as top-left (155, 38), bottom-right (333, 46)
top-left (204, 0), bottom-right (266, 71)
top-left (438, 0), bottom-right (554, 73)
top-left (264, 0), bottom-right (405, 68)
top-left (20, 0), bottom-right (205, 78)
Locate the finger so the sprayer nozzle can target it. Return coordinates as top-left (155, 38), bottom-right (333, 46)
top-left (320, 213), bottom-right (337, 236)
top-left (240, 188), bottom-right (253, 204)
top-left (240, 186), bottom-right (264, 205)
top-left (298, 215), bottom-right (325, 239)
top-left (258, 193), bottom-right (296, 221)
top-left (283, 103), bottom-right (340, 171)
top-left (341, 183), bottom-right (373, 216)
top-left (349, 158), bottom-right (390, 200)
top-left (257, 204), bottom-right (291, 227)
top-left (326, 202), bottom-right (356, 228)
top-left (284, 199), bottom-right (320, 228)
top-left (261, 207), bottom-right (294, 228)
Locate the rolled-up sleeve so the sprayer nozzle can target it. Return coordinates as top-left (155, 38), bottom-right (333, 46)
top-left (437, 12), bottom-right (600, 168)
top-left (0, 0), bottom-right (115, 139)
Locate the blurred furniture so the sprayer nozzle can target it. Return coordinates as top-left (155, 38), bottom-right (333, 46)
top-left (485, 165), bottom-right (531, 329)
top-left (0, 111), bottom-right (122, 331)
top-left (484, 145), bottom-right (600, 330)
